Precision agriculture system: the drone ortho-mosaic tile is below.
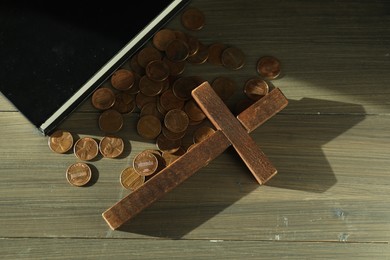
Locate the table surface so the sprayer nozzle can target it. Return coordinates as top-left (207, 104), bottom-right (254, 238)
top-left (1, 0), bottom-right (389, 259)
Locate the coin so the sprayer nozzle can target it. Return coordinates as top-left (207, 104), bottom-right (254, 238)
top-left (156, 133), bottom-right (182, 154)
top-left (73, 137), bottom-right (99, 161)
top-left (164, 109), bottom-right (189, 133)
top-left (120, 166), bottom-right (145, 191)
top-left (140, 102), bottom-right (164, 120)
top-left (243, 77), bottom-right (269, 100)
top-left (256, 56), bottom-right (281, 79)
top-left (137, 45), bottom-right (162, 68)
top-left (163, 56), bottom-right (186, 76)
top-left (159, 89), bottom-right (185, 111)
top-left (211, 76), bottom-right (237, 102)
top-left (112, 92), bottom-right (136, 114)
top-left (110, 68), bottom-right (135, 91)
top-left (129, 54), bottom-right (145, 76)
top-left (137, 114), bottom-right (162, 140)
top-left (98, 109), bottom-right (123, 133)
top-left (91, 87), bottom-right (115, 110)
top-left (161, 147), bottom-right (186, 166)
top-left (135, 92), bottom-right (158, 110)
top-left (172, 76), bottom-right (199, 101)
top-left (145, 59), bottom-right (170, 82)
top-left (181, 7), bottom-right (205, 31)
top-left (184, 99), bottom-right (206, 122)
top-left (186, 41), bottom-right (209, 64)
top-left (152, 28), bottom-right (176, 51)
top-left (133, 150), bottom-right (159, 176)
top-left (99, 135), bottom-right (124, 158)
top-left (139, 75), bottom-right (165, 96)
top-left (221, 46), bottom-right (245, 70)
top-left (161, 125), bottom-right (186, 140)
top-left (208, 42), bottom-right (226, 66)
top-left (48, 129), bottom-right (74, 154)
top-left (165, 38), bottom-right (190, 62)
top-left (66, 162), bottom-right (92, 187)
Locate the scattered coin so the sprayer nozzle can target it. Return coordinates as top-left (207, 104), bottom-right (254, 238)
top-left (139, 75), bottom-right (165, 96)
top-left (221, 46), bottom-right (245, 70)
top-left (184, 99), bottom-right (206, 122)
top-left (165, 38), bottom-right (190, 62)
top-left (133, 150), bottom-right (159, 176)
top-left (181, 7), bottom-right (205, 31)
top-left (164, 109), bottom-right (189, 133)
top-left (99, 136), bottom-right (125, 158)
top-left (243, 77), bottom-right (269, 100)
top-left (145, 59), bottom-right (170, 82)
top-left (112, 92), bottom-right (136, 114)
top-left (91, 87), bottom-right (116, 110)
top-left (120, 166), bottom-right (145, 191)
top-left (208, 42), bottom-right (226, 66)
top-left (137, 115), bottom-right (162, 140)
top-left (137, 45), bottom-right (162, 68)
top-left (66, 162), bottom-right (92, 187)
top-left (186, 41), bottom-right (209, 64)
top-left (211, 76), bottom-right (237, 102)
top-left (156, 133), bottom-right (182, 154)
top-left (256, 56), bottom-right (281, 79)
top-left (74, 137), bottom-right (99, 161)
top-left (48, 129), bottom-right (74, 154)
top-left (98, 109), bottom-right (124, 133)
top-left (152, 28), bottom-right (176, 51)
top-left (110, 68), bottom-right (135, 91)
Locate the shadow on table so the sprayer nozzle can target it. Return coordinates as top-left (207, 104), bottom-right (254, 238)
top-left (117, 97), bottom-right (365, 238)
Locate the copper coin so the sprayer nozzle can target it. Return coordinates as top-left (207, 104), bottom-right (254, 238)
top-left (186, 34), bottom-right (200, 57)
top-left (186, 41), bottom-right (209, 64)
top-left (112, 92), bottom-right (136, 114)
top-left (164, 108), bottom-right (189, 133)
top-left (66, 162), bottom-right (92, 187)
top-left (161, 125), bottom-right (186, 141)
top-left (221, 46), bottom-right (245, 70)
top-left (145, 60), bottom-right (170, 82)
top-left (165, 38), bottom-right (190, 62)
top-left (110, 68), bottom-right (135, 91)
top-left (136, 114), bottom-right (162, 140)
top-left (137, 45), bottom-right (162, 68)
top-left (243, 77), bottom-right (269, 100)
top-left (184, 99), bottom-right (206, 122)
top-left (139, 75), bottom-right (164, 96)
top-left (208, 42), bottom-right (226, 66)
top-left (152, 28), bottom-right (176, 51)
top-left (211, 76), bottom-right (237, 102)
top-left (99, 135), bottom-right (124, 158)
top-left (163, 56), bottom-right (186, 76)
top-left (120, 166), bottom-right (145, 191)
top-left (156, 133), bottom-right (182, 154)
top-left (133, 150), bottom-right (159, 176)
top-left (73, 137), bottom-right (99, 161)
top-left (135, 92), bottom-right (158, 109)
top-left (161, 147), bottom-right (186, 166)
top-left (181, 7), bottom-right (205, 31)
top-left (91, 87), bottom-right (115, 110)
top-left (159, 89), bottom-right (185, 111)
top-left (48, 129), bottom-right (74, 154)
top-left (140, 102), bottom-right (164, 120)
top-left (129, 54), bottom-right (145, 78)
top-left (98, 109), bottom-right (124, 133)
top-left (256, 56), bottom-right (281, 79)
top-left (172, 76), bottom-right (199, 101)
top-left (193, 125), bottom-right (216, 143)
top-left (125, 72), bottom-right (141, 95)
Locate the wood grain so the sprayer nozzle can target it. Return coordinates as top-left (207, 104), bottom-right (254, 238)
top-left (0, 0), bottom-right (389, 258)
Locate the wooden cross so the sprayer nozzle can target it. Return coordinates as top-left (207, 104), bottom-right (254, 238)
top-left (102, 81), bottom-right (288, 230)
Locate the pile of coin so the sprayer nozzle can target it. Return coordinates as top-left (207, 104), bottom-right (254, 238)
top-left (48, 5), bottom-right (282, 190)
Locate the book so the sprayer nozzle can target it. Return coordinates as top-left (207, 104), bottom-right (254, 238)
top-left (0, 0), bottom-right (190, 135)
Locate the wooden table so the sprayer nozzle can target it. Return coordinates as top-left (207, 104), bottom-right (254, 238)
top-left (1, 0), bottom-right (389, 259)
